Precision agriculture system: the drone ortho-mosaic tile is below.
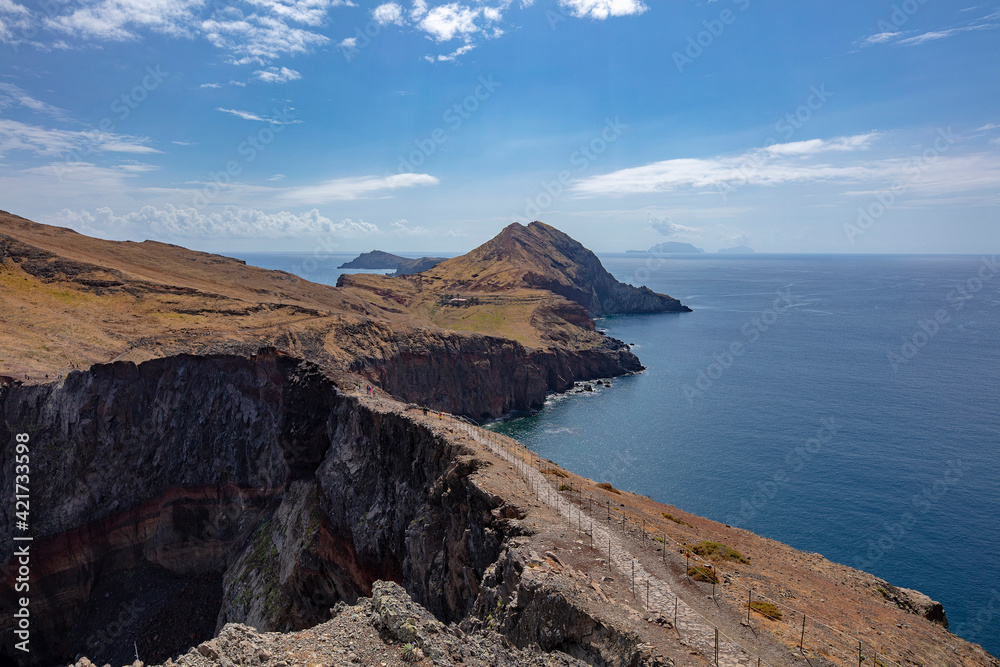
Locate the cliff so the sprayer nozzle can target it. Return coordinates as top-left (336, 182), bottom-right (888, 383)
top-left (0, 212), bottom-right (659, 418)
top-left (2, 353), bottom-right (996, 667)
top-left (337, 250), bottom-right (446, 275)
top-left (338, 250), bottom-right (409, 269)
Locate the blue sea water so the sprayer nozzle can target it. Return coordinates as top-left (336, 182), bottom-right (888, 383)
top-left (240, 251), bottom-right (1000, 655)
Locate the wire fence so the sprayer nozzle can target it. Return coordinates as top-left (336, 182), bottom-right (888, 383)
top-left (418, 408), bottom-right (926, 667)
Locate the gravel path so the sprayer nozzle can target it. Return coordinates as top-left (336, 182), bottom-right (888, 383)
top-left (456, 420), bottom-right (784, 667)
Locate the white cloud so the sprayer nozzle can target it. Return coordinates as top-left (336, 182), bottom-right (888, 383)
top-left (977, 122), bottom-right (1000, 132)
top-left (434, 43), bottom-right (475, 61)
top-left (216, 107), bottom-right (302, 124)
top-left (0, 119), bottom-right (159, 158)
top-left (648, 214), bottom-right (699, 237)
top-left (53, 204), bottom-right (380, 240)
top-left (44, 0), bottom-right (205, 41)
top-left (253, 65), bottom-right (301, 83)
top-left (763, 132), bottom-right (880, 156)
top-left (201, 14), bottom-right (330, 65)
top-left (282, 173), bottom-right (439, 203)
top-left (199, 82), bottom-right (223, 88)
top-left (171, 140), bottom-right (196, 146)
top-left (861, 9), bottom-right (1000, 47)
top-left (860, 31), bottom-right (900, 46)
top-left (373, 2), bottom-right (405, 25)
top-left (0, 83), bottom-right (69, 120)
top-left (418, 3), bottom-right (482, 42)
top-left (573, 137), bottom-right (1000, 205)
top-left (37, 0), bottom-right (347, 65)
top-left (337, 36), bottom-right (357, 48)
top-left (410, 0), bottom-right (429, 20)
top-left (0, 0), bottom-right (32, 45)
top-left (557, 0), bottom-right (647, 19)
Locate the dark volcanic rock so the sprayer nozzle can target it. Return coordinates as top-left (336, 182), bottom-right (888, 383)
top-left (393, 255), bottom-right (446, 275)
top-left (338, 250), bottom-right (409, 269)
top-left (0, 352), bottom-right (515, 665)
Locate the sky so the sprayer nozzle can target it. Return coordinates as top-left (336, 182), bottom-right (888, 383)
top-left (1, 0), bottom-right (999, 255)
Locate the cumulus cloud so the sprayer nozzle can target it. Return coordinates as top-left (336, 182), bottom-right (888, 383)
top-left (557, 0), bottom-right (647, 19)
top-left (373, 2), bottom-right (405, 25)
top-left (418, 3), bottom-right (483, 41)
top-left (253, 65), bottom-right (301, 83)
top-left (648, 214), bottom-right (699, 237)
top-left (53, 204), bottom-right (380, 240)
top-left (35, 0), bottom-right (358, 65)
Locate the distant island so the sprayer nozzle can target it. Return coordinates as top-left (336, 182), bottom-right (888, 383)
top-left (627, 241), bottom-right (705, 254)
top-left (338, 250), bottom-right (446, 275)
top-left (627, 242), bottom-right (756, 254)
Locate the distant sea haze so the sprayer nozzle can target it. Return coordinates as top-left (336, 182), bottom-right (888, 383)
top-left (240, 251), bottom-right (1000, 655)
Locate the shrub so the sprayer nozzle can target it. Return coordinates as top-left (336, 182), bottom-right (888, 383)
top-left (597, 482), bottom-right (621, 494)
top-left (540, 467), bottom-right (568, 478)
top-left (400, 643), bottom-right (421, 662)
top-left (690, 540), bottom-right (748, 564)
top-left (687, 566), bottom-right (719, 584)
top-left (749, 600), bottom-right (783, 620)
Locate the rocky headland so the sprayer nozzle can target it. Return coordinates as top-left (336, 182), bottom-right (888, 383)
top-left (0, 212), bottom-right (996, 667)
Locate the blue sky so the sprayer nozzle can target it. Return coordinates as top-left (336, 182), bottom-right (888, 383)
top-left (1, 0), bottom-right (998, 254)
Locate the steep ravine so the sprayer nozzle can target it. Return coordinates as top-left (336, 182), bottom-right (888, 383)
top-left (0, 352), bottom-right (524, 665)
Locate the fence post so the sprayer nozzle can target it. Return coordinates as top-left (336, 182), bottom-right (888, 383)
top-left (747, 588), bottom-right (752, 625)
top-left (858, 641), bottom-right (862, 667)
top-left (715, 627), bottom-right (719, 665)
top-left (631, 560), bottom-right (635, 598)
top-left (800, 614), bottom-right (807, 652)
top-left (646, 579), bottom-right (649, 609)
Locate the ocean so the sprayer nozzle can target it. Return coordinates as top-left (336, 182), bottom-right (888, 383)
top-left (239, 251), bottom-right (1000, 655)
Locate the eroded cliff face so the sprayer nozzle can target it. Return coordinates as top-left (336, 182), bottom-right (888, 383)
top-left (0, 352), bottom-right (516, 665)
top-left (333, 321), bottom-right (643, 419)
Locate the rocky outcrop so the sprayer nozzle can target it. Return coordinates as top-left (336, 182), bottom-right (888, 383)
top-left (394, 256), bottom-right (446, 276)
top-left (0, 352), bottom-right (517, 665)
top-left (876, 580), bottom-right (949, 627)
top-left (335, 321), bottom-right (642, 419)
top-left (74, 581), bottom-right (587, 667)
